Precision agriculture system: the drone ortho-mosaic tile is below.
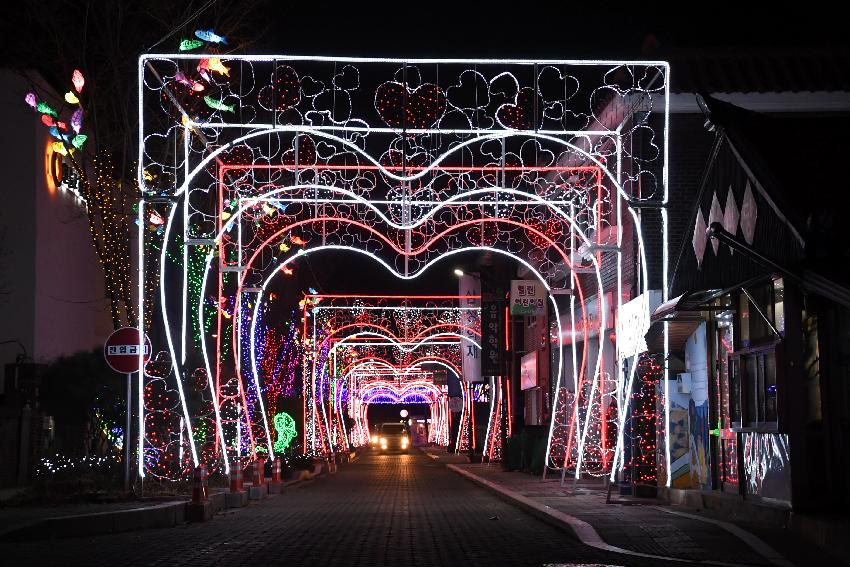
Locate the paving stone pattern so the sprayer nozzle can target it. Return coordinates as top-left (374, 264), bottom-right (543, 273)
top-left (0, 453), bottom-right (709, 567)
top-left (456, 464), bottom-right (771, 565)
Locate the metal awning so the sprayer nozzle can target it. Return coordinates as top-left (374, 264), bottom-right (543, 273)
top-left (645, 292), bottom-right (713, 353)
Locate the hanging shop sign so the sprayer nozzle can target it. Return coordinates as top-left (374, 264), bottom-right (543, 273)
top-left (459, 274), bottom-right (481, 382)
top-left (510, 279), bottom-right (546, 316)
top-left (615, 290), bottom-right (662, 360)
top-left (480, 288), bottom-right (504, 376)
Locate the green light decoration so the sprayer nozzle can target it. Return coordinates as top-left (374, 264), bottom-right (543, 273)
top-left (37, 102), bottom-right (58, 117)
top-left (71, 134), bottom-right (87, 149)
top-left (179, 38), bottom-right (204, 51)
top-left (273, 412), bottom-right (297, 453)
top-left (203, 96), bottom-right (235, 113)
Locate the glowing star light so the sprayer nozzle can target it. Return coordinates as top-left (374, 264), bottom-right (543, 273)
top-left (72, 69), bottom-right (84, 93)
top-left (203, 96), bottom-right (234, 113)
top-left (194, 29), bottom-right (227, 45)
top-left (179, 38), bottom-right (204, 51)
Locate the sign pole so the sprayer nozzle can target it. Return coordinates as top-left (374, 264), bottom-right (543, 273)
top-left (125, 372), bottom-right (132, 492)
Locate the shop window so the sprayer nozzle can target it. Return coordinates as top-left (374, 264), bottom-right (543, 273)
top-left (738, 278), bottom-right (784, 348)
top-left (731, 348), bottom-right (779, 430)
top-left (728, 277), bottom-right (783, 431)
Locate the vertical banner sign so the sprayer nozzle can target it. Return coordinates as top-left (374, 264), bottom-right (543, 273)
top-left (480, 288), bottom-right (504, 376)
top-left (459, 274), bottom-right (481, 382)
top-left (510, 280), bottom-right (546, 316)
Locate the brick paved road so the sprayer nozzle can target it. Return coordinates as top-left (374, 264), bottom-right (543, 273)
top-left (0, 452), bottom-right (705, 567)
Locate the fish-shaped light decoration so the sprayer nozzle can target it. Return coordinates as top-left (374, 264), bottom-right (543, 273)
top-left (56, 121), bottom-right (67, 130)
top-left (262, 203), bottom-right (277, 216)
top-left (72, 70), bottom-right (84, 94)
top-left (71, 134), bottom-right (88, 150)
top-left (194, 29), bottom-right (227, 44)
top-left (179, 38), bottom-right (204, 51)
top-left (308, 287), bottom-right (318, 295)
top-left (143, 170), bottom-right (154, 182)
top-left (149, 211), bottom-right (165, 226)
top-left (65, 91), bottom-right (80, 105)
top-left (175, 71), bottom-right (204, 92)
top-left (71, 108), bottom-right (83, 133)
top-left (25, 92), bottom-right (37, 109)
top-left (199, 57), bottom-right (230, 76)
top-left (51, 141), bottom-right (69, 156)
top-left (37, 102), bottom-right (58, 117)
top-left (203, 95), bottom-right (234, 113)
top-left (41, 114), bottom-right (54, 127)
top-left (48, 126), bottom-right (72, 142)
top-left (290, 235), bottom-right (306, 246)
top-left (281, 266), bottom-right (294, 276)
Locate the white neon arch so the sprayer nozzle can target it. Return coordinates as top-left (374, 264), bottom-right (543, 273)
top-left (142, 67), bottom-right (667, 479)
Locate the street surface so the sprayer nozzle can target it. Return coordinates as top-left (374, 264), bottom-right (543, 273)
top-left (1, 452), bottom-right (721, 567)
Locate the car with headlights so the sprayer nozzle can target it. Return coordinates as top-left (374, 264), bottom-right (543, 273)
top-left (376, 422), bottom-right (409, 453)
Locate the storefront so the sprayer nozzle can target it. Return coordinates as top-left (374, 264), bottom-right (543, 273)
top-left (648, 95), bottom-right (850, 513)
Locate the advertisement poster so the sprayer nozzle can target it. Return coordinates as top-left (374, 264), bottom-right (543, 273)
top-left (459, 274), bottom-right (481, 382)
top-left (520, 351), bottom-right (538, 390)
top-left (686, 322), bottom-right (712, 490)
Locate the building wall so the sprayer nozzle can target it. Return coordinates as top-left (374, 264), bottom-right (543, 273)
top-left (0, 70), bottom-right (38, 368)
top-left (0, 70), bottom-right (111, 368)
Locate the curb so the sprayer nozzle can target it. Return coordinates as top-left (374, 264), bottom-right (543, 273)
top-left (445, 464), bottom-right (768, 567)
top-left (0, 500), bottom-right (187, 542)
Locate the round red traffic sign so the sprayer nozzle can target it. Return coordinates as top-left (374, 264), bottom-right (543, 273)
top-left (104, 327), bottom-right (151, 374)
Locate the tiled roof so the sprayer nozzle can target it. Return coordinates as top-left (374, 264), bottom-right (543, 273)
top-left (661, 46), bottom-right (850, 93)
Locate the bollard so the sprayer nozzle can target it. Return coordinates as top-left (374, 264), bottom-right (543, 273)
top-left (252, 456), bottom-right (265, 485)
top-left (229, 466), bottom-right (243, 493)
top-left (272, 458), bottom-right (282, 483)
top-left (191, 464), bottom-right (208, 503)
top-left (248, 456), bottom-right (267, 500)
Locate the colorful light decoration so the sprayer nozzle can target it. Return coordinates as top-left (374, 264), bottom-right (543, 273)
top-left (273, 411), bottom-right (297, 452)
top-left (72, 69), bottom-right (85, 93)
top-left (137, 55), bottom-right (668, 481)
top-left (179, 38), bottom-right (204, 51)
top-left (194, 29), bottom-right (227, 45)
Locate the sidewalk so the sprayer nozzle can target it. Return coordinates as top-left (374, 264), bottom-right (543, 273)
top-left (434, 459), bottom-right (845, 567)
top-left (0, 458), bottom-right (336, 541)
top-left (440, 464), bottom-right (841, 567)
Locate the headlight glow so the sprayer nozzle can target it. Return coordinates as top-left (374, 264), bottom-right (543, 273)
top-left (371, 435), bottom-right (378, 443)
